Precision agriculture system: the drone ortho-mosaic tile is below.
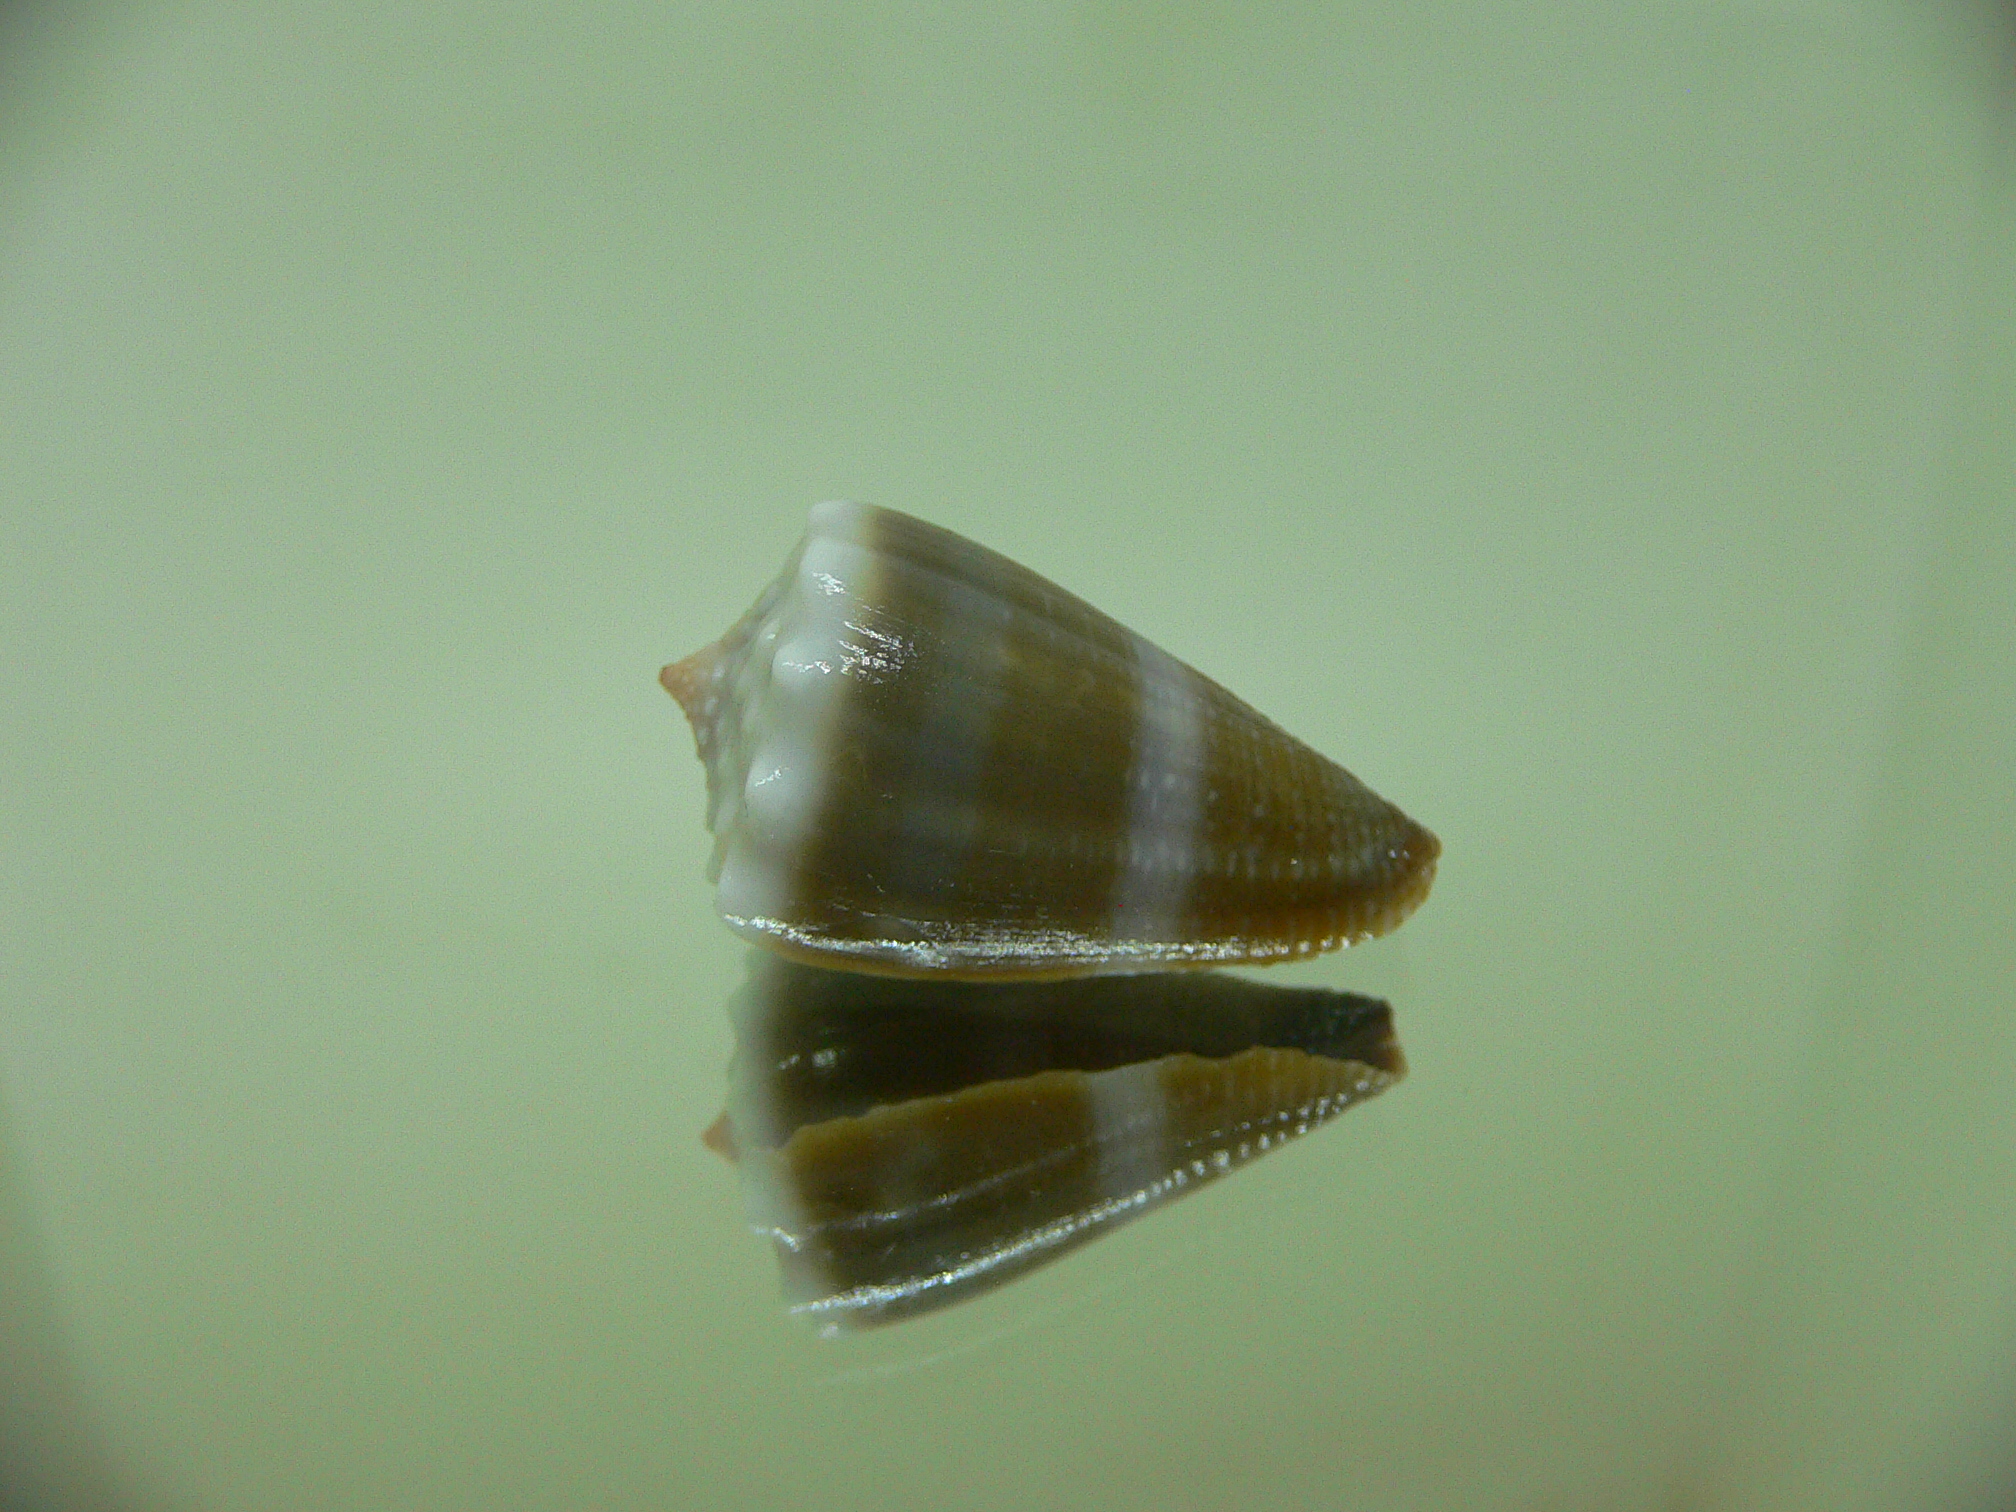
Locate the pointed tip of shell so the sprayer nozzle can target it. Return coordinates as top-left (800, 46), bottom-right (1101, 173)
top-left (659, 646), bottom-right (721, 727)
top-left (701, 1110), bottom-right (739, 1162)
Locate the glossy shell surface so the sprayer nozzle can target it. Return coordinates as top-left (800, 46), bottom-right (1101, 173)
top-left (664, 502), bottom-right (1438, 979)
top-left (718, 956), bottom-right (1405, 1330)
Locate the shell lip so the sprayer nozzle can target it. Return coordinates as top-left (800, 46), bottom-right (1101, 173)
top-left (717, 912), bottom-right (1377, 982)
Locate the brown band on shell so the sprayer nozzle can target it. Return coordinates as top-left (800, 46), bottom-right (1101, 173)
top-left (783, 506), bottom-right (1145, 972)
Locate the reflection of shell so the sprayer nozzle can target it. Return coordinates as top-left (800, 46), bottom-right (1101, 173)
top-left (717, 956), bottom-right (1404, 1330)
top-left (663, 502), bottom-right (1438, 978)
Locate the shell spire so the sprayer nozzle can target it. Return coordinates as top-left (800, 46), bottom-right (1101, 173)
top-left (663, 502), bottom-right (1438, 979)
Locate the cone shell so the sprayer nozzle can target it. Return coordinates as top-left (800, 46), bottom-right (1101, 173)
top-left (663, 502), bottom-right (1438, 979)
top-left (718, 956), bottom-right (1405, 1330)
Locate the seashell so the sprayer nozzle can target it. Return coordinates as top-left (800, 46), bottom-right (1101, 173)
top-left (663, 502), bottom-right (1439, 978)
top-left (713, 955), bottom-right (1405, 1330)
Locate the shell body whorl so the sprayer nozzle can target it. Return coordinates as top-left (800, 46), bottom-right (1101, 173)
top-left (662, 502), bottom-right (1438, 979)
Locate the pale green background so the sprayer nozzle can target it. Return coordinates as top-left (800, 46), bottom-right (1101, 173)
top-left (2, 3), bottom-right (2013, 1509)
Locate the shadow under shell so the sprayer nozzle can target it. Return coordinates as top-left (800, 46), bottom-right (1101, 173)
top-left (713, 957), bottom-right (1405, 1330)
